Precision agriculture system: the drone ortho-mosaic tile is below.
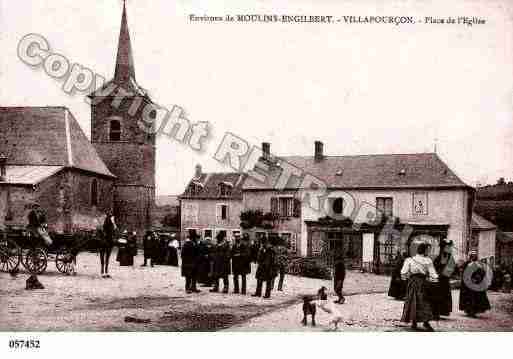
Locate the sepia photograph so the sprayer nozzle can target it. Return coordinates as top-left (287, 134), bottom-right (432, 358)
top-left (1, 0), bottom-right (513, 353)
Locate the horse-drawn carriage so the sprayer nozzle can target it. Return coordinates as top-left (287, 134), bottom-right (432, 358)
top-left (0, 225), bottom-right (92, 275)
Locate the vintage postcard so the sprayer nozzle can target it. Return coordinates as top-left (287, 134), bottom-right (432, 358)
top-left (1, 0), bottom-right (513, 350)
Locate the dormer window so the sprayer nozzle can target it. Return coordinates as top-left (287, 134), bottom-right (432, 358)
top-left (188, 181), bottom-right (204, 196)
top-left (219, 182), bottom-right (233, 197)
top-left (109, 119), bottom-right (121, 141)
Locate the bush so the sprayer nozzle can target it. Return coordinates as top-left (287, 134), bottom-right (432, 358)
top-left (287, 256), bottom-right (332, 280)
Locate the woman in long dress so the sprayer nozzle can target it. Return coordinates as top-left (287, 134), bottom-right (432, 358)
top-left (400, 243), bottom-right (438, 331)
top-left (459, 250), bottom-right (491, 317)
top-left (167, 235), bottom-right (179, 266)
top-left (432, 240), bottom-right (456, 318)
top-left (388, 252), bottom-right (407, 300)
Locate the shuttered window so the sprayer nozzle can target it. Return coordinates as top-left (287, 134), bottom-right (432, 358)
top-left (376, 197), bottom-right (393, 217)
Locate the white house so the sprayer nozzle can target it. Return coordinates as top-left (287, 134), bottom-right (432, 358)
top-left (243, 141), bottom-right (475, 272)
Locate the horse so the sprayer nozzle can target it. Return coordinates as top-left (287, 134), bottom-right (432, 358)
top-left (96, 213), bottom-right (117, 278)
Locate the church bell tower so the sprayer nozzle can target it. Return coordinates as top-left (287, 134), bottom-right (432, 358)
top-left (88, 2), bottom-right (156, 236)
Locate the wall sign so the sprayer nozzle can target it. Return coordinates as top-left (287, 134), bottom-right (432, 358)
top-left (412, 192), bottom-right (428, 215)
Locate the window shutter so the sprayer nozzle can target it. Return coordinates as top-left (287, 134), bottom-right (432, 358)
top-left (216, 204), bottom-right (221, 223)
top-left (271, 197), bottom-right (278, 214)
top-left (293, 198), bottom-right (301, 217)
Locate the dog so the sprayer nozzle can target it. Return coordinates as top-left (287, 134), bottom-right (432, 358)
top-left (302, 294), bottom-right (317, 326)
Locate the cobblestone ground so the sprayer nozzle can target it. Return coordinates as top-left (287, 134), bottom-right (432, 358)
top-left (1, 251), bottom-right (512, 331)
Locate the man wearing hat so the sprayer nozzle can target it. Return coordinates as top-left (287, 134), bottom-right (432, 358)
top-left (210, 231), bottom-right (232, 293)
top-left (181, 230), bottom-right (201, 293)
top-left (231, 232), bottom-right (251, 294)
top-left (252, 237), bottom-right (277, 298)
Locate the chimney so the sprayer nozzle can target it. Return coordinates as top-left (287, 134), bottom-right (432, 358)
top-left (314, 141), bottom-right (324, 161)
top-left (0, 154), bottom-right (7, 182)
top-left (262, 142), bottom-right (271, 160)
top-left (194, 164), bottom-right (202, 179)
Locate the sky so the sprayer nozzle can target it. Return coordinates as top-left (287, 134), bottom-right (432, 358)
top-left (1, 0), bottom-right (512, 196)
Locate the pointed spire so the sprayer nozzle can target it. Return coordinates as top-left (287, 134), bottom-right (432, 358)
top-left (114, 0), bottom-right (136, 83)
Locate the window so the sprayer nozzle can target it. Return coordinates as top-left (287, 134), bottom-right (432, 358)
top-left (376, 197), bottom-right (393, 217)
top-left (271, 196), bottom-right (295, 218)
top-left (332, 197), bottom-right (344, 215)
top-left (216, 204), bottom-right (229, 222)
top-left (412, 192), bottom-right (428, 215)
top-left (219, 183), bottom-right (232, 197)
top-left (91, 179), bottom-right (99, 206)
top-left (109, 119), bottom-right (121, 141)
top-left (187, 182), bottom-right (203, 196)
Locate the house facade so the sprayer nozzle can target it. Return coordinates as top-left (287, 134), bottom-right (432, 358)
top-left (243, 142), bottom-right (475, 271)
top-left (179, 166), bottom-right (246, 242)
top-left (0, 107), bottom-right (115, 233)
top-left (470, 213), bottom-right (497, 266)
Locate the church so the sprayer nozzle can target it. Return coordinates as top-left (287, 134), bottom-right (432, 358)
top-left (0, 3), bottom-right (156, 238)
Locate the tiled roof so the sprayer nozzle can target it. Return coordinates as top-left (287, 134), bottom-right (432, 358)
top-left (471, 213), bottom-right (497, 230)
top-left (180, 172), bottom-right (247, 200)
top-left (243, 153), bottom-right (469, 190)
top-left (0, 165), bottom-right (64, 185)
top-left (497, 231), bottom-right (513, 243)
top-left (0, 107), bottom-right (115, 178)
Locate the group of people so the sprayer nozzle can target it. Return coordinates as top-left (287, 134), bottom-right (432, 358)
top-left (181, 230), bottom-right (289, 298)
top-left (115, 230), bottom-right (180, 268)
top-left (389, 239), bottom-right (491, 331)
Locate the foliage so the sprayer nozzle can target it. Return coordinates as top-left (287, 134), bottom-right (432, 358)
top-left (240, 209), bottom-right (277, 230)
top-left (287, 256), bottom-right (332, 280)
top-left (162, 212), bottom-right (180, 228)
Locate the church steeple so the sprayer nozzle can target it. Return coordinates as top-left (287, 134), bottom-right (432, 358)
top-left (114, 1), bottom-right (136, 84)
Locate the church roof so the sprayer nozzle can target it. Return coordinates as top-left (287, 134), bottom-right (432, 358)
top-left (244, 152), bottom-right (470, 190)
top-left (0, 107), bottom-right (115, 178)
top-left (0, 165), bottom-right (64, 185)
top-left (88, 2), bottom-right (149, 99)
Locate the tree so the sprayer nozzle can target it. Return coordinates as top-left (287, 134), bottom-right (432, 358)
top-left (162, 212), bottom-right (180, 227)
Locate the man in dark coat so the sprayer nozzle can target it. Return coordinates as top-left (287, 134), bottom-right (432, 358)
top-left (231, 233), bottom-right (251, 294)
top-left (252, 237), bottom-right (277, 299)
top-left (142, 231), bottom-right (157, 267)
top-left (274, 237), bottom-right (289, 291)
top-left (181, 230), bottom-right (200, 293)
top-left (197, 236), bottom-right (214, 286)
top-left (210, 232), bottom-right (231, 293)
top-left (333, 253), bottom-right (346, 304)
top-left (459, 250), bottom-right (491, 317)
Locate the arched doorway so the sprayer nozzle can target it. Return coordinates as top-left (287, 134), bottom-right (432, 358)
top-left (408, 234), bottom-right (440, 259)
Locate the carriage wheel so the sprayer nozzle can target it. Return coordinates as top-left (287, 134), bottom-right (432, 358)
top-left (24, 248), bottom-right (48, 274)
top-left (0, 241), bottom-right (21, 272)
top-left (56, 250), bottom-right (75, 274)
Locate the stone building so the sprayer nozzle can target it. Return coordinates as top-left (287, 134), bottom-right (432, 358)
top-left (0, 107), bottom-right (115, 232)
top-left (470, 212), bottom-right (497, 266)
top-left (243, 141), bottom-right (475, 271)
top-left (179, 165), bottom-right (246, 242)
top-left (88, 3), bottom-right (156, 237)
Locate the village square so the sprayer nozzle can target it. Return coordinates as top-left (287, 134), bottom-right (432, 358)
top-left (1, 1), bottom-right (513, 333)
